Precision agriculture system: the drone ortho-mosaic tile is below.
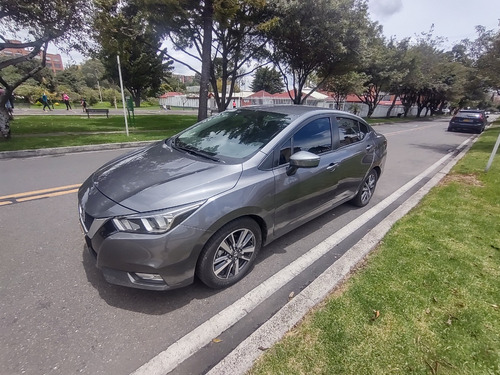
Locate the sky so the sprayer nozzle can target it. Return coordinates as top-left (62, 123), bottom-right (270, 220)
top-left (369, 0), bottom-right (500, 47)
top-left (51, 0), bottom-right (500, 74)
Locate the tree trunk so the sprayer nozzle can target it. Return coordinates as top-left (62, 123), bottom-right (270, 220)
top-left (198, 0), bottom-right (214, 121)
top-left (0, 107), bottom-right (11, 139)
top-left (366, 104), bottom-right (375, 118)
top-left (403, 105), bottom-right (411, 117)
top-left (386, 94), bottom-right (398, 118)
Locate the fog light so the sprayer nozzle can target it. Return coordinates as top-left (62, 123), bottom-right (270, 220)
top-left (134, 273), bottom-right (164, 282)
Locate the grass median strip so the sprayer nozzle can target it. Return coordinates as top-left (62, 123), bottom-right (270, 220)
top-left (0, 114), bottom-right (197, 151)
top-left (249, 124), bottom-right (500, 375)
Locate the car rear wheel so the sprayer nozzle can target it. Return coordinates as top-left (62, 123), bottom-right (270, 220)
top-left (352, 169), bottom-right (378, 207)
top-left (196, 217), bottom-right (261, 289)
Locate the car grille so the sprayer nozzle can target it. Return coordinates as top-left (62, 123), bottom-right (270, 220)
top-left (79, 205), bottom-right (94, 234)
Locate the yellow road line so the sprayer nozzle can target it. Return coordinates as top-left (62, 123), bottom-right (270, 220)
top-left (0, 184), bottom-right (81, 206)
top-left (17, 189), bottom-right (80, 202)
top-left (0, 184), bottom-right (81, 200)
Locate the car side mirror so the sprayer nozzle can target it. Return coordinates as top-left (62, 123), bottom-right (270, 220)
top-left (286, 151), bottom-right (320, 176)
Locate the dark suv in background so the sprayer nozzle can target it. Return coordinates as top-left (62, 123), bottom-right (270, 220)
top-left (448, 110), bottom-right (489, 134)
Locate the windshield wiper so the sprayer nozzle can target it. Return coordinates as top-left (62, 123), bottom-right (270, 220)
top-left (173, 140), bottom-right (220, 162)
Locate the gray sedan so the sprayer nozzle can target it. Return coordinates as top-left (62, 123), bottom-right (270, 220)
top-left (78, 105), bottom-right (387, 290)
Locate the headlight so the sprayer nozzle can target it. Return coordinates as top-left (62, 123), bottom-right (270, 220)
top-left (112, 201), bottom-right (204, 234)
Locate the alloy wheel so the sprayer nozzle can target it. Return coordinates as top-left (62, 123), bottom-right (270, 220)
top-left (212, 228), bottom-right (256, 280)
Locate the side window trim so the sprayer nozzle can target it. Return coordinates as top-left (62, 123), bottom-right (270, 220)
top-left (336, 116), bottom-right (363, 147)
top-left (276, 116), bottom-right (333, 167)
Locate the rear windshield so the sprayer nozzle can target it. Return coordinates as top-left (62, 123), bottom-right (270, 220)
top-left (454, 112), bottom-right (484, 121)
top-left (456, 111), bottom-right (483, 118)
top-left (175, 109), bottom-right (294, 162)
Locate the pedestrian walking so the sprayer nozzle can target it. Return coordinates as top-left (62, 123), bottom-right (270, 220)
top-left (41, 93), bottom-right (52, 112)
top-left (81, 98), bottom-right (87, 112)
top-left (62, 93), bottom-right (72, 110)
top-left (232, 99), bottom-right (236, 109)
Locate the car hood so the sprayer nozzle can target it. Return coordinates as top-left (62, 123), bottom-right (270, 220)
top-left (91, 141), bottom-right (243, 213)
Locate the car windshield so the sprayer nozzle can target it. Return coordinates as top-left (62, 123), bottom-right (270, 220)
top-left (174, 109), bottom-right (294, 161)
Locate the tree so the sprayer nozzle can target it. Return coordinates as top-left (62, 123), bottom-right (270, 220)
top-left (92, 0), bottom-right (172, 107)
top-left (321, 71), bottom-right (365, 110)
top-left (134, 0), bottom-right (213, 120)
top-left (251, 66), bottom-right (283, 94)
top-left (56, 65), bottom-right (86, 94)
top-left (141, 0), bottom-right (272, 116)
top-left (80, 59), bottom-right (106, 101)
top-left (393, 27), bottom-right (467, 117)
top-left (476, 30), bottom-right (500, 96)
top-left (0, 0), bottom-right (92, 138)
top-left (354, 36), bottom-right (408, 118)
top-left (208, 0), bottom-right (271, 111)
top-left (266, 0), bottom-right (374, 104)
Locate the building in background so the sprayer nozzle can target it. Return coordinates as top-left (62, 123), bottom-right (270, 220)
top-left (0, 40), bottom-right (64, 74)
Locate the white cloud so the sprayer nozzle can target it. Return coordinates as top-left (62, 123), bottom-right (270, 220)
top-left (369, 0), bottom-right (403, 19)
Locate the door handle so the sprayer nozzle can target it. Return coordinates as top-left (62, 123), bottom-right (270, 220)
top-left (327, 163), bottom-right (338, 171)
top-left (366, 145), bottom-right (374, 152)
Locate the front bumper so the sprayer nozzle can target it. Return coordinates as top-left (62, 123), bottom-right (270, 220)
top-left (82, 217), bottom-right (208, 291)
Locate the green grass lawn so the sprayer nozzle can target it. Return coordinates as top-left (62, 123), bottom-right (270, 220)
top-left (0, 114), bottom-right (197, 151)
top-left (250, 125), bottom-right (500, 375)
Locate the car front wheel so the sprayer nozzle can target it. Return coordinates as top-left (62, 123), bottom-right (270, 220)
top-left (196, 217), bottom-right (261, 289)
top-left (352, 169), bottom-right (378, 207)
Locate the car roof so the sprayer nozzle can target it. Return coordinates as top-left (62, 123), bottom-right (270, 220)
top-left (237, 105), bottom-right (362, 118)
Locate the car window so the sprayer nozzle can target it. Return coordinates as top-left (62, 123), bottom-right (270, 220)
top-left (359, 122), bottom-right (369, 140)
top-left (176, 109), bottom-right (293, 161)
top-left (337, 117), bottom-right (364, 146)
top-left (278, 117), bottom-right (331, 165)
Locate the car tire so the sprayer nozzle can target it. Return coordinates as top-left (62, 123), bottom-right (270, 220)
top-left (352, 169), bottom-right (378, 207)
top-left (196, 217), bottom-right (262, 289)
top-left (447, 127), bottom-right (454, 132)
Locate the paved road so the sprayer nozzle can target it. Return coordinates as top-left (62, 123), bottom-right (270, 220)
top-left (0, 118), bottom-right (488, 374)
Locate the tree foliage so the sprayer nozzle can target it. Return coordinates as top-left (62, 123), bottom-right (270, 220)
top-left (250, 66), bottom-right (283, 94)
top-left (92, 0), bottom-right (173, 107)
top-left (322, 71), bottom-right (365, 110)
top-left (266, 0), bottom-right (375, 104)
top-left (138, 0), bottom-right (214, 120)
top-left (354, 36), bottom-right (402, 117)
top-left (139, 0), bottom-right (273, 116)
top-left (0, 0), bottom-right (92, 138)
top-left (476, 30), bottom-right (500, 96)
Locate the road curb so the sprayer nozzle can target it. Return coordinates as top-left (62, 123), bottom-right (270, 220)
top-left (0, 141), bottom-right (158, 160)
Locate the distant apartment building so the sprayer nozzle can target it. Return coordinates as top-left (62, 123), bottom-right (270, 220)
top-left (0, 40), bottom-right (64, 74)
top-left (173, 74), bottom-right (195, 85)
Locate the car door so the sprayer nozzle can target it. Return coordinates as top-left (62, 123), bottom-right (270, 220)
top-left (273, 116), bottom-right (341, 235)
top-left (331, 116), bottom-right (375, 198)
top-left (272, 115), bottom-right (375, 237)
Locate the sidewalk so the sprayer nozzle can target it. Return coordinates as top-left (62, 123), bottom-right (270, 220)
top-left (0, 139), bottom-right (155, 159)
top-left (12, 107), bottom-right (197, 116)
